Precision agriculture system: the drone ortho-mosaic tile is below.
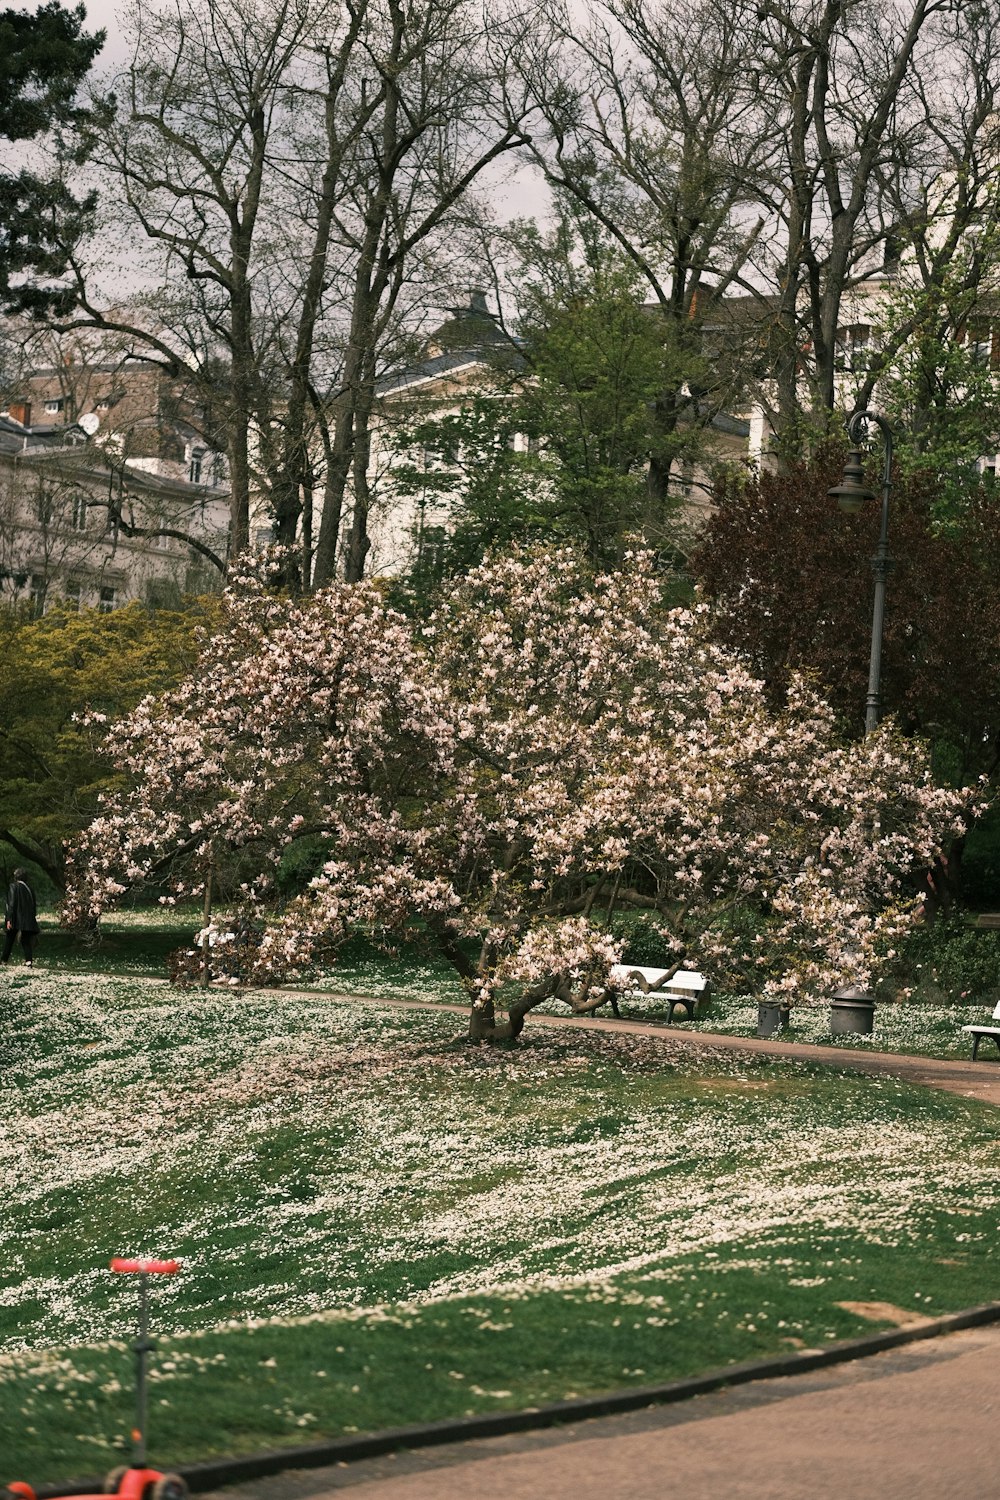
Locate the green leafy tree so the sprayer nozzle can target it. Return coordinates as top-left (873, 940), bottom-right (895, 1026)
top-left (391, 243), bottom-right (706, 585)
top-left (872, 235), bottom-right (1000, 520)
top-left (0, 1), bottom-right (105, 316)
top-left (391, 394), bottom-right (558, 596)
top-left (0, 600), bottom-right (212, 892)
top-left (516, 246), bottom-right (702, 564)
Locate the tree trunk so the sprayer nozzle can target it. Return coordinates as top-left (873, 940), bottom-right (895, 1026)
top-left (466, 980), bottom-right (557, 1043)
top-left (344, 394), bottom-right (375, 582)
top-left (0, 831), bottom-right (65, 892)
top-left (200, 866), bottom-right (214, 990)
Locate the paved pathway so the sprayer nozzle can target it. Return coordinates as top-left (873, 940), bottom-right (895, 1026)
top-left (285, 987), bottom-right (1000, 1109)
top-left (215, 1323), bottom-right (1000, 1500)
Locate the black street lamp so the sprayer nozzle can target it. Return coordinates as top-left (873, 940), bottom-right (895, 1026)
top-left (828, 409), bottom-right (894, 735)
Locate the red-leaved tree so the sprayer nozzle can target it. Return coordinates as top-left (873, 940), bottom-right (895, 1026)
top-left (692, 451), bottom-right (1000, 782)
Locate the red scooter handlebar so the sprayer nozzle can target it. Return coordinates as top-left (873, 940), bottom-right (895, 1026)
top-left (110, 1257), bottom-right (181, 1274)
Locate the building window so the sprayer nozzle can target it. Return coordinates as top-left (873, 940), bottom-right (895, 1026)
top-left (98, 586), bottom-right (117, 613)
top-left (851, 327), bottom-right (869, 370)
top-left (44, 398), bottom-right (65, 414)
top-left (188, 450), bottom-right (204, 484)
top-left (64, 579), bottom-right (82, 611)
top-left (966, 323), bottom-right (996, 367)
top-left (417, 524), bottom-right (447, 580)
top-left (29, 575), bottom-right (47, 616)
top-left (835, 325), bottom-right (872, 372)
top-left (36, 491), bottom-right (54, 526)
top-left (70, 493), bottom-right (88, 531)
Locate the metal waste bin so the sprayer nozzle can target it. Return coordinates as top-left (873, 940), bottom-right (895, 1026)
top-left (830, 984), bottom-right (875, 1036)
top-left (758, 1001), bottom-right (788, 1038)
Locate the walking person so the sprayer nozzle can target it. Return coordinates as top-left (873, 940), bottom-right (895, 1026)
top-left (3, 868), bottom-right (39, 966)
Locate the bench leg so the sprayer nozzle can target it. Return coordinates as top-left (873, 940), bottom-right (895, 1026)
top-left (972, 1035), bottom-right (981, 1061)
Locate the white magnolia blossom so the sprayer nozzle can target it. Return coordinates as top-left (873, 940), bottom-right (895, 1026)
top-left (64, 548), bottom-right (980, 1038)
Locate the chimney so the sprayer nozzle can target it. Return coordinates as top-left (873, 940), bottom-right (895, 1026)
top-left (7, 401), bottom-right (31, 427)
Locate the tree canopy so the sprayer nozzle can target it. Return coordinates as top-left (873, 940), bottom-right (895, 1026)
top-left (0, 1), bottom-right (104, 317)
top-left (389, 243), bottom-right (707, 593)
top-left (692, 451), bottom-right (1000, 784)
top-left (872, 227), bottom-right (1000, 517)
top-left (66, 549), bottom-right (972, 1036)
top-left (0, 599), bottom-right (212, 891)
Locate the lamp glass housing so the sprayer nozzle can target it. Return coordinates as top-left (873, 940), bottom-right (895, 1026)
top-left (828, 447), bottom-right (876, 513)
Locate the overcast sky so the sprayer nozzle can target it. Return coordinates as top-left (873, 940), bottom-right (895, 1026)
top-left (54, 0), bottom-right (132, 66)
top-left (17, 0), bottom-right (550, 268)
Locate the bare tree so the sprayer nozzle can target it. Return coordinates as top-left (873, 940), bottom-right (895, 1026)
top-left (524, 0), bottom-right (1000, 452)
top-left (848, 1), bottom-right (1000, 418)
top-left (516, 0), bottom-right (775, 494)
top-left (294, 0), bottom-right (545, 584)
top-left (48, 0), bottom-right (543, 585)
top-left (743, 0), bottom-right (992, 436)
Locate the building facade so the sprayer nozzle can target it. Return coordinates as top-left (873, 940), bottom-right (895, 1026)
top-left (0, 409), bottom-right (229, 613)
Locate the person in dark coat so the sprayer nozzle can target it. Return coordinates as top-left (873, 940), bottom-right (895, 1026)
top-left (3, 868), bottom-right (39, 966)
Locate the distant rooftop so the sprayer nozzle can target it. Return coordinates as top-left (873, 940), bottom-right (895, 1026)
top-left (377, 291), bottom-right (522, 396)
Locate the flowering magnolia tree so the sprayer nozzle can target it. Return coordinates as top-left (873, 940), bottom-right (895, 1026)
top-left (65, 549), bottom-right (977, 1040)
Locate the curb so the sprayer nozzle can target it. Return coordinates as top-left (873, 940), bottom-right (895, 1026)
top-left (37, 1299), bottom-right (1000, 1495)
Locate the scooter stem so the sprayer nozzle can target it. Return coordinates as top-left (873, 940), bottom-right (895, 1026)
top-left (109, 1255), bottom-right (180, 1469)
top-left (132, 1273), bottom-right (152, 1468)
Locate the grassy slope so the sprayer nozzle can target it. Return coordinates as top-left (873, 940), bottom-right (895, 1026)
top-left (1, 967), bottom-right (998, 1480)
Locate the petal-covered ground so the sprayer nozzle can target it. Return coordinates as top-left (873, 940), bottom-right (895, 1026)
top-left (2, 972), bottom-right (997, 1355)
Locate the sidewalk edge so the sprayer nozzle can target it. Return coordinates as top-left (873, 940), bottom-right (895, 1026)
top-left (36, 1299), bottom-right (1000, 1494)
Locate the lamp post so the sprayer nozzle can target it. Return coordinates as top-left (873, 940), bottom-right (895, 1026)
top-left (827, 409), bottom-right (894, 735)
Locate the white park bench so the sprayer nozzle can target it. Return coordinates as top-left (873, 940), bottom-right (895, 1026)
top-left (961, 1000), bottom-right (1000, 1061)
top-left (610, 965), bottom-right (710, 1024)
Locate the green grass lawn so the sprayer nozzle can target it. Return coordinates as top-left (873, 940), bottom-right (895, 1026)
top-left (1, 968), bottom-right (998, 1481)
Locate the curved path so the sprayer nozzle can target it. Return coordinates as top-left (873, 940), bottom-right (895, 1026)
top-left (286, 987), bottom-right (1000, 1109)
top-left (214, 990), bottom-right (1000, 1500)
